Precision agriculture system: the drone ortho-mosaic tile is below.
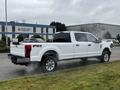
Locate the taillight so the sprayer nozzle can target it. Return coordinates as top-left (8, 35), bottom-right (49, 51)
top-left (25, 45), bottom-right (32, 58)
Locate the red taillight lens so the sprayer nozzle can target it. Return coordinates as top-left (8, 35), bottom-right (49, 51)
top-left (25, 45), bottom-right (32, 58)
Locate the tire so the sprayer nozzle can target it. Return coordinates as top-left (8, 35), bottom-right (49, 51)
top-left (81, 58), bottom-right (88, 62)
top-left (100, 50), bottom-right (110, 62)
top-left (41, 56), bottom-right (57, 72)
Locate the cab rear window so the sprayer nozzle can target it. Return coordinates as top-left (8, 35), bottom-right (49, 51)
top-left (53, 33), bottom-right (71, 42)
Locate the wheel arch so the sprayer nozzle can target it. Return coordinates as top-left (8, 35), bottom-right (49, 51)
top-left (41, 50), bottom-right (59, 63)
top-left (103, 48), bottom-right (111, 55)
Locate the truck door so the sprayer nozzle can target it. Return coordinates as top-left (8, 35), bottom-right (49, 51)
top-left (74, 33), bottom-right (90, 58)
top-left (86, 33), bottom-right (101, 56)
top-left (53, 33), bottom-right (75, 59)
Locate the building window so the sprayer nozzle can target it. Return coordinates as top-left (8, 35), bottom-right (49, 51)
top-left (33, 27), bottom-right (36, 33)
top-left (2, 25), bottom-right (5, 38)
top-left (46, 28), bottom-right (48, 40)
top-left (12, 25), bottom-right (15, 38)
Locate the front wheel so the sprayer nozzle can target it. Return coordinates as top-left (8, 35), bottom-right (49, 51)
top-left (81, 58), bottom-right (88, 62)
top-left (41, 56), bottom-right (57, 72)
top-left (100, 51), bottom-right (110, 62)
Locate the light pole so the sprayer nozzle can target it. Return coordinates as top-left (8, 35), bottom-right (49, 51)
top-left (5, 0), bottom-right (8, 46)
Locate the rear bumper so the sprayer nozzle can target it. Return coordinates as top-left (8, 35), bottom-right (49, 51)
top-left (8, 54), bottom-right (30, 65)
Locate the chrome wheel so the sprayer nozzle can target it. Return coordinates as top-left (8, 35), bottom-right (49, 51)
top-left (100, 50), bottom-right (110, 62)
top-left (41, 56), bottom-right (57, 72)
top-left (104, 53), bottom-right (109, 62)
top-left (45, 59), bottom-right (56, 71)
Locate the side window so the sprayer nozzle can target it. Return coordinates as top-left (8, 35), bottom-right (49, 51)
top-left (75, 33), bottom-right (87, 42)
top-left (53, 33), bottom-right (71, 42)
top-left (87, 34), bottom-right (97, 42)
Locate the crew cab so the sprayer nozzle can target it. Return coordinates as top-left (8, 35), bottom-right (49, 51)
top-left (8, 31), bottom-right (112, 72)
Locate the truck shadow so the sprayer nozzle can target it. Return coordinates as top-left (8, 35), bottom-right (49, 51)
top-left (57, 59), bottom-right (100, 71)
top-left (14, 59), bottom-right (100, 76)
top-left (0, 59), bottom-right (101, 81)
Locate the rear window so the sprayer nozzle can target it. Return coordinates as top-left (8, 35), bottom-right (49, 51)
top-left (53, 33), bottom-right (71, 42)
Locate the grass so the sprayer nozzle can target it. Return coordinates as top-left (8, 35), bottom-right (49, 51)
top-left (0, 61), bottom-right (120, 90)
top-left (0, 43), bottom-right (10, 53)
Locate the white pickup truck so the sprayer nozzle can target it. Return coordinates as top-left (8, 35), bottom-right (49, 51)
top-left (8, 31), bottom-right (112, 72)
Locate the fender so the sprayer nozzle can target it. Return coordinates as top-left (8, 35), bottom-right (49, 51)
top-left (101, 41), bottom-right (112, 54)
top-left (31, 45), bottom-right (62, 62)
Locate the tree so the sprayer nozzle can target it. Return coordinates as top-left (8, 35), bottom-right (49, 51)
top-left (103, 31), bottom-right (112, 39)
top-left (116, 34), bottom-right (120, 43)
top-left (50, 21), bottom-right (67, 32)
top-left (1, 35), bottom-right (10, 46)
top-left (2, 35), bottom-right (6, 43)
top-left (17, 34), bottom-right (24, 42)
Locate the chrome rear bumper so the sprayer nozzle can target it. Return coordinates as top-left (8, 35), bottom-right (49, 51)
top-left (8, 54), bottom-right (30, 65)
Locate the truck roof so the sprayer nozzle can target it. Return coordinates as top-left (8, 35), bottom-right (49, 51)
top-left (57, 31), bottom-right (91, 34)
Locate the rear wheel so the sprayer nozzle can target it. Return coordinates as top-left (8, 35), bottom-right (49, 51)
top-left (41, 56), bottom-right (57, 72)
top-left (100, 50), bottom-right (110, 62)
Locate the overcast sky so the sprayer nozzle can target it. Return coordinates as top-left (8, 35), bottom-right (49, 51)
top-left (0, 0), bottom-right (120, 25)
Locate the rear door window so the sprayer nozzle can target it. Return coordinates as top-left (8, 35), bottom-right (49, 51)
top-left (75, 33), bottom-right (88, 42)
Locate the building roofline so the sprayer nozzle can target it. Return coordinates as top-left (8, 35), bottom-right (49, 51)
top-left (0, 32), bottom-right (54, 35)
top-left (0, 21), bottom-right (55, 28)
top-left (67, 23), bottom-right (120, 27)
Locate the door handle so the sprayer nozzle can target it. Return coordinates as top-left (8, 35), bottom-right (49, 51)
top-left (88, 44), bottom-right (91, 46)
top-left (76, 44), bottom-right (79, 46)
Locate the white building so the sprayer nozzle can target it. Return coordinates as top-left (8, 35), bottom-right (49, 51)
top-left (67, 23), bottom-right (120, 38)
top-left (0, 21), bottom-right (56, 40)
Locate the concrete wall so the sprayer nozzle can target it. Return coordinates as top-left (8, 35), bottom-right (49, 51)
top-left (67, 23), bottom-right (120, 38)
top-left (0, 25), bottom-right (2, 40)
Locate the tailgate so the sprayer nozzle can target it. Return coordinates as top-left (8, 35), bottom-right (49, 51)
top-left (10, 43), bottom-right (25, 57)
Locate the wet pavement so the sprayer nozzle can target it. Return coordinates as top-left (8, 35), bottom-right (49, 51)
top-left (0, 47), bottom-right (120, 81)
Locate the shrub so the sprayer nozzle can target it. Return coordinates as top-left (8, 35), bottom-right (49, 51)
top-left (0, 40), bottom-right (10, 52)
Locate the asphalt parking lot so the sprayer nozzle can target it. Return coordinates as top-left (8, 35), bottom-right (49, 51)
top-left (0, 47), bottom-right (120, 81)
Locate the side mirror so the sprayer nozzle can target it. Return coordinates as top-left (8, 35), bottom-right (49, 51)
top-left (94, 38), bottom-right (102, 43)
